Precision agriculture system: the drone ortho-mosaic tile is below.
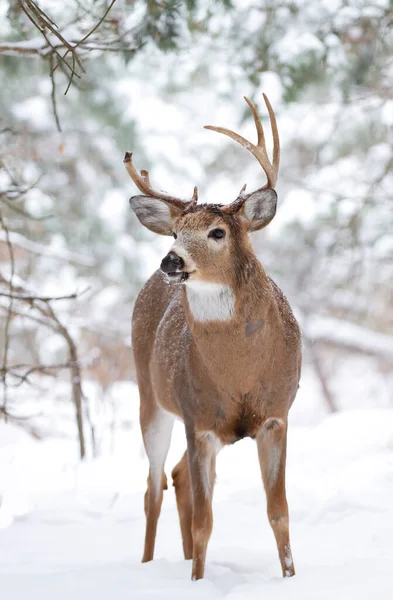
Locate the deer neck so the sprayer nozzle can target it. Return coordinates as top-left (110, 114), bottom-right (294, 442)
top-left (183, 257), bottom-right (272, 330)
top-left (184, 281), bottom-right (236, 322)
top-left (181, 259), bottom-right (273, 392)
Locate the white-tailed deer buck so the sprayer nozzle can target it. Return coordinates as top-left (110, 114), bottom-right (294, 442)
top-left (125, 94), bottom-right (301, 581)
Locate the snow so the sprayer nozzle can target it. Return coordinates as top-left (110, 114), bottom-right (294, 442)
top-left (304, 314), bottom-right (393, 357)
top-left (274, 31), bottom-right (325, 65)
top-left (1, 380), bottom-right (393, 599)
top-left (1, 0), bottom-right (392, 596)
top-left (0, 39), bottom-right (45, 56)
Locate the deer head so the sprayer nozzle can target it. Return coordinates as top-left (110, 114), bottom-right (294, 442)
top-left (125, 94), bottom-right (279, 288)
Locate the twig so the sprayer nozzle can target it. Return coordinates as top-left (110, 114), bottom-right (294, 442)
top-left (2, 361), bottom-right (80, 388)
top-left (0, 407), bottom-right (43, 438)
top-left (74, 0), bottom-right (117, 50)
top-left (0, 177), bottom-right (42, 199)
top-left (0, 275), bottom-right (88, 457)
top-left (20, 0), bottom-right (81, 75)
top-left (0, 305), bottom-right (55, 331)
top-left (49, 52), bottom-right (62, 131)
top-left (0, 42), bottom-right (140, 55)
top-left (17, 0), bottom-right (118, 94)
top-left (0, 287), bottom-right (90, 302)
top-left (0, 195), bottom-right (53, 220)
top-left (60, 0), bottom-right (118, 96)
top-left (0, 210), bottom-right (15, 421)
top-left (1, 361), bottom-right (79, 374)
top-left (63, 51), bottom-right (77, 96)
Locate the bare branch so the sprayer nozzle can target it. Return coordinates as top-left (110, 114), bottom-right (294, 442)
top-left (1, 361), bottom-right (77, 374)
top-left (0, 406), bottom-right (43, 439)
top-left (13, 0), bottom-right (118, 94)
top-left (1, 361), bottom-right (80, 388)
top-left (0, 41), bottom-right (139, 56)
top-left (0, 287), bottom-right (90, 303)
top-left (43, 301), bottom-right (86, 458)
top-left (20, 0), bottom-right (81, 77)
top-left (0, 281), bottom-right (88, 457)
top-left (49, 52), bottom-right (62, 131)
top-left (307, 341), bottom-right (338, 413)
top-left (0, 195), bottom-right (53, 220)
top-left (73, 0), bottom-right (117, 51)
top-left (0, 230), bottom-right (95, 266)
top-left (0, 42), bottom-right (44, 56)
top-left (0, 210), bottom-right (16, 420)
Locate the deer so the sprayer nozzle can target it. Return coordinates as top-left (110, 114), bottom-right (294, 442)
top-left (125, 94), bottom-right (301, 582)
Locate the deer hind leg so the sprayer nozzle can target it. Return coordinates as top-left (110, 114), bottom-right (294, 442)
top-left (186, 430), bottom-right (221, 581)
top-left (172, 450), bottom-right (193, 559)
top-left (256, 417), bottom-right (295, 578)
top-left (141, 403), bottom-right (174, 563)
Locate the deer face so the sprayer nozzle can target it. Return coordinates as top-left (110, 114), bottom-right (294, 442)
top-left (164, 207), bottom-right (236, 285)
top-left (126, 93), bottom-right (280, 289)
top-left (130, 189), bottom-right (277, 287)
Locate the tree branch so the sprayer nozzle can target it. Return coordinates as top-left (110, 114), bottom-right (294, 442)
top-left (0, 210), bottom-right (16, 421)
top-left (12, 0), bottom-right (118, 94)
top-left (0, 288), bottom-right (89, 303)
top-left (49, 52), bottom-right (62, 131)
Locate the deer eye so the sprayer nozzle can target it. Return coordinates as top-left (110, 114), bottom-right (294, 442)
top-left (208, 228), bottom-right (226, 240)
top-left (172, 232), bottom-right (177, 239)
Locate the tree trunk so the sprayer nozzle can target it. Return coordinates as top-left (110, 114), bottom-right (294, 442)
top-left (69, 343), bottom-right (86, 459)
top-left (310, 344), bottom-right (338, 414)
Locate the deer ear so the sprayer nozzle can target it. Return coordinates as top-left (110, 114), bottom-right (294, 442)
top-left (130, 195), bottom-right (182, 236)
top-left (241, 189), bottom-right (277, 232)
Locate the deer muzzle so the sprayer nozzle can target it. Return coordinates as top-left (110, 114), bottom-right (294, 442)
top-left (160, 252), bottom-right (189, 282)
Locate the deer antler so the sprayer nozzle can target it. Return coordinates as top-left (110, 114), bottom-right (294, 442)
top-left (123, 152), bottom-right (198, 211)
top-left (204, 93), bottom-right (280, 194)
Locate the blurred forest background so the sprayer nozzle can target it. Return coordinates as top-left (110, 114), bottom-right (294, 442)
top-left (0, 0), bottom-right (392, 458)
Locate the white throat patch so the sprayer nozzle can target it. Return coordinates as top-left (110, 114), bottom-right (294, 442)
top-left (185, 281), bottom-right (235, 322)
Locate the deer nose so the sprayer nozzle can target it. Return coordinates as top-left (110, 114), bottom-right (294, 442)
top-left (160, 252), bottom-right (184, 273)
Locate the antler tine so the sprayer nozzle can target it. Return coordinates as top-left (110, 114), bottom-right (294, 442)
top-left (203, 126), bottom-right (253, 152)
top-left (123, 152), bottom-right (198, 210)
top-left (243, 96), bottom-right (266, 149)
top-left (140, 169), bottom-right (151, 188)
top-left (262, 93), bottom-right (280, 176)
top-left (191, 186), bottom-right (198, 205)
top-left (204, 93), bottom-right (280, 191)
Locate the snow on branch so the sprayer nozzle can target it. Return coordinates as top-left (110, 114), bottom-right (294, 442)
top-left (303, 315), bottom-right (393, 359)
top-left (0, 0), bottom-right (119, 109)
top-left (19, 0), bottom-right (116, 90)
top-left (0, 230), bottom-right (95, 266)
top-left (0, 39), bottom-right (46, 56)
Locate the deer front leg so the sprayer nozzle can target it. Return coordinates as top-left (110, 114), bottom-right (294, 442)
top-left (186, 429), bottom-right (219, 581)
top-left (257, 417), bottom-right (295, 578)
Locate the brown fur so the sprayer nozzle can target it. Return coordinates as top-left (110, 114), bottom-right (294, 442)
top-left (132, 204), bottom-right (301, 580)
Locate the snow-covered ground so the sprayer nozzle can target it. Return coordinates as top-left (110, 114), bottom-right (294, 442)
top-left (1, 379), bottom-right (393, 599)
